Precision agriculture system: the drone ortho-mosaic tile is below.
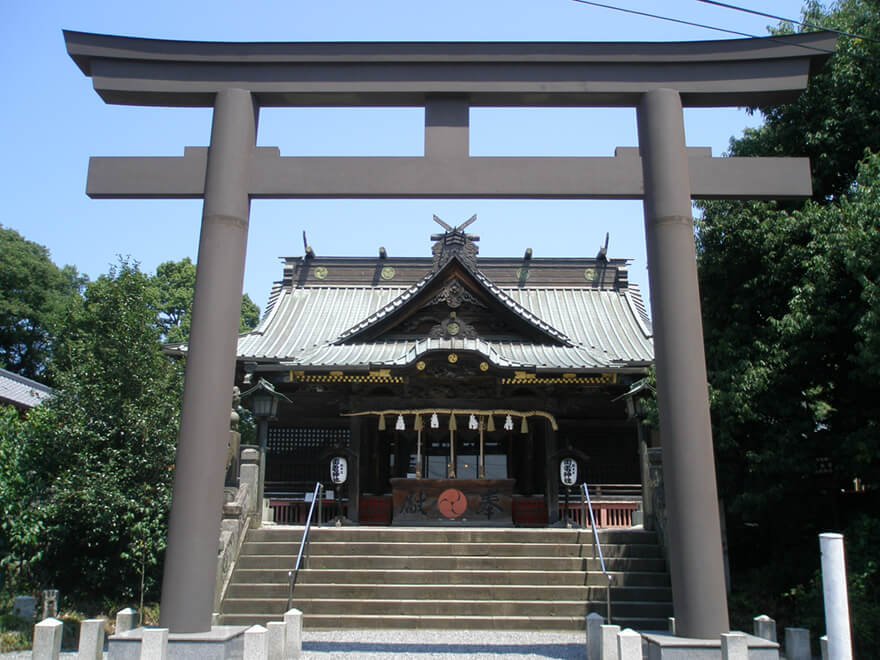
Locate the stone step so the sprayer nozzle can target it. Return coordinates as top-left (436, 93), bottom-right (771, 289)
top-left (220, 612), bottom-right (671, 632)
top-left (224, 582), bottom-right (670, 602)
top-left (224, 597), bottom-right (672, 618)
top-left (230, 567), bottom-right (669, 587)
top-left (240, 541), bottom-right (664, 558)
top-left (248, 526), bottom-right (657, 545)
top-left (235, 553), bottom-right (667, 572)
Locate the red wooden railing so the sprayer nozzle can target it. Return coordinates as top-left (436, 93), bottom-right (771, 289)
top-left (559, 500), bottom-right (637, 528)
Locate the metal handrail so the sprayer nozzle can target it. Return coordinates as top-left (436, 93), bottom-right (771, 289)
top-left (582, 482), bottom-right (613, 624)
top-left (287, 482), bottom-right (324, 610)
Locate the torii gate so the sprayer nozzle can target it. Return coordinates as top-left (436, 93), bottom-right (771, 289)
top-left (65, 30), bottom-right (836, 638)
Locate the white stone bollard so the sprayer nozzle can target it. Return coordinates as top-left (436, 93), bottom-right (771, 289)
top-left (617, 628), bottom-right (641, 660)
top-left (785, 627), bottom-right (811, 660)
top-left (32, 617), bottom-right (63, 660)
top-left (721, 632), bottom-right (748, 660)
top-left (267, 620), bottom-right (287, 660)
top-left (283, 608), bottom-right (303, 659)
top-left (140, 627), bottom-right (169, 660)
top-left (600, 624), bottom-right (621, 660)
top-left (820, 634), bottom-right (829, 660)
top-left (78, 618), bottom-right (107, 660)
top-left (753, 614), bottom-right (777, 642)
top-left (115, 607), bottom-right (138, 634)
top-left (244, 624), bottom-right (268, 660)
top-left (820, 533), bottom-right (853, 660)
top-left (586, 612), bottom-right (603, 660)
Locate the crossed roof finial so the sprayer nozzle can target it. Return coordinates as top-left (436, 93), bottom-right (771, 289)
top-left (431, 214), bottom-right (479, 241)
top-left (430, 214), bottom-right (480, 271)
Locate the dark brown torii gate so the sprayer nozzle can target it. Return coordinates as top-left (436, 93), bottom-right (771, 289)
top-left (65, 30), bottom-right (835, 639)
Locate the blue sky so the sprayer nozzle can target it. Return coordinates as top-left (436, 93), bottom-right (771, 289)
top-left (2, 0), bottom-right (810, 312)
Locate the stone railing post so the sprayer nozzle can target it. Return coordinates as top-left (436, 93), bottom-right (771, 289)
top-left (32, 617), bottom-right (63, 660)
top-left (240, 447), bottom-right (261, 519)
top-left (116, 607), bottom-right (138, 633)
top-left (78, 618), bottom-right (107, 660)
top-left (141, 627), bottom-right (169, 659)
top-left (753, 614), bottom-right (777, 642)
top-left (785, 627), bottom-right (812, 660)
top-left (267, 620), bottom-right (287, 660)
top-left (586, 612), bottom-right (603, 660)
top-left (243, 624), bottom-right (268, 660)
top-left (283, 608), bottom-right (302, 659)
top-left (617, 629), bottom-right (641, 660)
top-left (600, 623), bottom-right (621, 660)
top-left (721, 632), bottom-right (748, 660)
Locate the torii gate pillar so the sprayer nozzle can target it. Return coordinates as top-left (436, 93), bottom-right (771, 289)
top-left (159, 88), bottom-right (257, 632)
top-left (638, 88), bottom-right (728, 638)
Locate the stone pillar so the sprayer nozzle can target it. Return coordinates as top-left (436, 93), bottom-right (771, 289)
top-left (78, 618), bottom-right (107, 660)
top-left (244, 624), bottom-right (268, 660)
top-left (721, 632), bottom-right (748, 660)
top-left (617, 629), bottom-right (641, 660)
top-left (753, 614), bottom-right (777, 642)
top-left (160, 87), bottom-right (257, 633)
top-left (32, 618), bottom-right (62, 660)
top-left (267, 620), bottom-right (287, 660)
top-left (820, 533), bottom-right (853, 659)
top-left (141, 627), bottom-right (169, 660)
top-left (586, 612), bottom-right (603, 660)
top-left (600, 623), bottom-right (620, 660)
top-left (241, 448), bottom-right (261, 519)
top-left (637, 87), bottom-right (729, 639)
top-left (284, 608), bottom-right (303, 658)
top-left (115, 607), bottom-right (138, 634)
top-left (785, 627), bottom-right (812, 660)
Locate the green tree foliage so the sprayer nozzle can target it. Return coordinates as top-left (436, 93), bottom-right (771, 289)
top-left (732, 0), bottom-right (880, 201)
top-left (0, 406), bottom-right (43, 591)
top-left (0, 235), bottom-right (262, 609)
top-left (0, 226), bottom-right (82, 380)
top-left (696, 1), bottom-right (880, 647)
top-left (700, 154), bottom-right (880, 520)
top-left (17, 260), bottom-right (182, 605)
top-left (153, 257), bottom-right (260, 343)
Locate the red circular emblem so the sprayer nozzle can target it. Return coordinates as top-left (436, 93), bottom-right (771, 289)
top-left (437, 488), bottom-right (467, 518)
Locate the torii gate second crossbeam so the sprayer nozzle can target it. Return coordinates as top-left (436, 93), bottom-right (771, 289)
top-left (65, 29), bottom-right (836, 639)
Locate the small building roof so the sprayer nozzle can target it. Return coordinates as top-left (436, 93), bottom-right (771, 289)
top-left (0, 368), bottom-right (53, 410)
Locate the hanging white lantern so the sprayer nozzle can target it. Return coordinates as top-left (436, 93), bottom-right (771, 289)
top-left (468, 414), bottom-right (478, 430)
top-left (504, 415), bottom-right (514, 431)
top-left (395, 414), bottom-right (405, 430)
top-left (430, 412), bottom-right (440, 429)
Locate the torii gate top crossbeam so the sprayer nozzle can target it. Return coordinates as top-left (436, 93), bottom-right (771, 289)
top-left (64, 30), bottom-right (835, 108)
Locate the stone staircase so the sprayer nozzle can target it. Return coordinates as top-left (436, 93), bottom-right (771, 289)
top-left (220, 526), bottom-right (672, 631)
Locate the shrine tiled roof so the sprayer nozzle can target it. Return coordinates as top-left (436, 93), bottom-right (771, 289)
top-left (235, 256), bottom-right (653, 373)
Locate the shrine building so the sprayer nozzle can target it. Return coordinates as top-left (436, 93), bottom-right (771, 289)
top-left (234, 218), bottom-right (654, 527)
